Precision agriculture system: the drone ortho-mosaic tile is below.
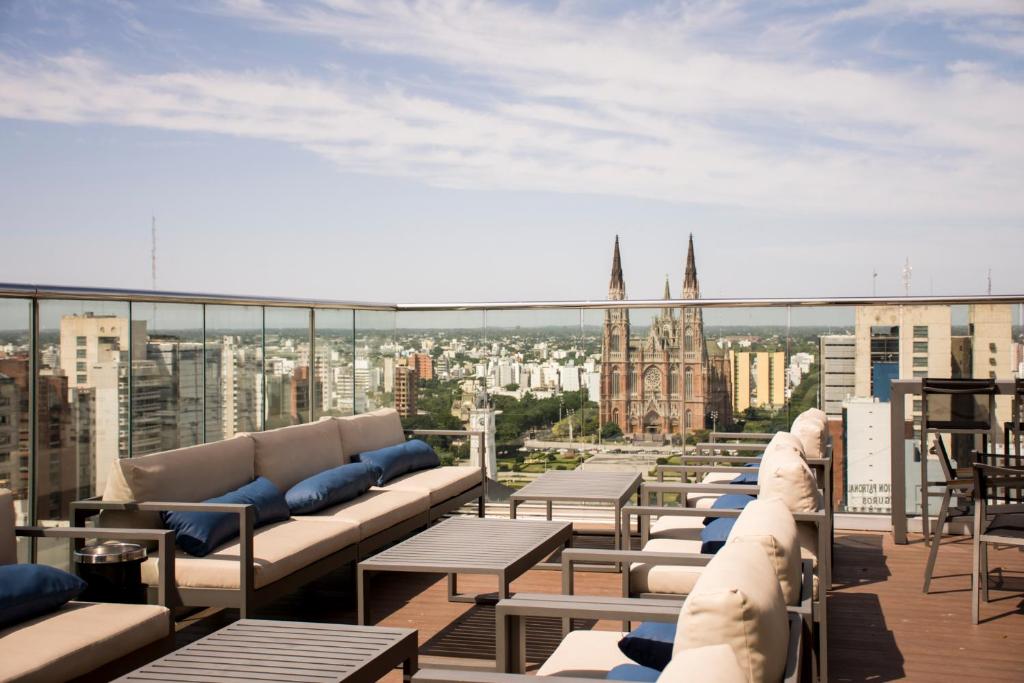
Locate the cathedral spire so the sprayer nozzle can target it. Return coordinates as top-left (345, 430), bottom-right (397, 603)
top-left (662, 275), bottom-right (674, 319)
top-left (608, 235), bottom-right (626, 300)
top-left (682, 233), bottom-right (699, 299)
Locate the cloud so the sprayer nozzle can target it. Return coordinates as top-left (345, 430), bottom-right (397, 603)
top-left (0, 1), bottom-right (1022, 219)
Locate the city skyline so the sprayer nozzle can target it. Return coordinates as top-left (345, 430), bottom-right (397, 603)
top-left (0, 2), bottom-right (1022, 303)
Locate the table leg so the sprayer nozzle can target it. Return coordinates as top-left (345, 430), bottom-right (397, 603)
top-left (614, 502), bottom-right (622, 551)
top-left (403, 648), bottom-right (418, 682)
top-left (447, 573), bottom-right (458, 601)
top-left (546, 500), bottom-right (553, 520)
top-left (499, 613), bottom-right (525, 674)
top-left (499, 574), bottom-right (510, 600)
top-left (510, 499), bottom-right (518, 520)
top-left (357, 567), bottom-right (370, 626)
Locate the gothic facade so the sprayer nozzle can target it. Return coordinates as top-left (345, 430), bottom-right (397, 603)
top-left (600, 235), bottom-right (733, 440)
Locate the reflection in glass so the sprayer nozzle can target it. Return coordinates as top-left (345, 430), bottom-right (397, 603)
top-left (313, 309), bottom-right (355, 419)
top-left (206, 305), bottom-right (263, 437)
top-left (355, 310), bottom-right (396, 413)
top-left (264, 308), bottom-right (312, 428)
top-left (0, 299), bottom-right (31, 532)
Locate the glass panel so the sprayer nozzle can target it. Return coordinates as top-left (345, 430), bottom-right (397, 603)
top-left (313, 309), bottom-right (355, 419)
top-left (264, 308), bottom-right (312, 428)
top-left (354, 310), bottom-right (396, 413)
top-left (206, 305), bottom-right (263, 438)
top-left (131, 303), bottom-right (207, 452)
top-left (0, 299), bottom-right (31, 544)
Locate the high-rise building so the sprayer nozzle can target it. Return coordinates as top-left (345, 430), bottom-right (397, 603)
top-left (394, 359), bottom-right (417, 418)
top-left (729, 350), bottom-right (751, 414)
top-left (407, 352), bottom-right (433, 381)
top-left (600, 235), bottom-right (732, 439)
top-left (755, 351), bottom-right (786, 408)
top-left (819, 335), bottom-right (855, 420)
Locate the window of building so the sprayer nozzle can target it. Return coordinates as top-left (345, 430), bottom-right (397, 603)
top-left (989, 357), bottom-right (997, 366)
top-left (611, 369), bottom-right (620, 397)
top-left (913, 326), bottom-right (928, 338)
top-left (610, 330), bottom-right (620, 353)
top-left (913, 341), bottom-right (928, 353)
top-left (990, 371), bottom-right (997, 379)
top-left (913, 399), bottom-right (922, 412)
top-left (685, 409), bottom-right (693, 429)
top-left (76, 362), bottom-right (86, 372)
top-left (629, 369), bottom-right (638, 394)
top-left (684, 326), bottom-right (694, 353)
top-left (76, 336), bottom-right (87, 346)
top-left (989, 342), bottom-right (997, 353)
top-left (912, 370), bottom-right (927, 377)
top-left (669, 367), bottom-right (679, 395)
top-left (76, 348), bottom-right (87, 359)
top-left (685, 367), bottom-right (694, 399)
top-left (77, 374), bottom-right (87, 384)
top-left (913, 357), bottom-right (928, 368)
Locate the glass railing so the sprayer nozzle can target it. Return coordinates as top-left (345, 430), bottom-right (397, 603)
top-left (1, 284), bottom-right (1021, 544)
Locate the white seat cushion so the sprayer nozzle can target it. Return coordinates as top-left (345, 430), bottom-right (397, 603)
top-left (658, 644), bottom-right (746, 683)
top-left (537, 630), bottom-right (631, 677)
top-left (141, 518), bottom-right (359, 590)
top-left (383, 466), bottom-right (483, 505)
top-left (0, 601), bottom-right (169, 682)
top-left (650, 514), bottom-right (705, 541)
top-left (298, 488), bottom-right (429, 539)
top-left (674, 542), bottom-right (788, 683)
top-left (631, 538), bottom-right (705, 596)
top-left (685, 471), bottom-right (735, 508)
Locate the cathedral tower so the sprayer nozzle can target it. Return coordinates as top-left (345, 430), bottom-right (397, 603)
top-left (601, 236), bottom-right (630, 432)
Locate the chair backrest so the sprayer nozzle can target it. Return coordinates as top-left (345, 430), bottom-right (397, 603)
top-left (0, 488), bottom-right (16, 566)
top-left (974, 462), bottom-right (1024, 530)
top-left (921, 378), bottom-right (997, 430)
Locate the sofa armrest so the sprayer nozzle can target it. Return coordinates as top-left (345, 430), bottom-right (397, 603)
top-left (561, 547), bottom-right (711, 597)
top-left (15, 525), bottom-right (176, 607)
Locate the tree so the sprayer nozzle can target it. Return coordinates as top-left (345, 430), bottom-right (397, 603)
top-left (504, 383), bottom-right (519, 391)
top-left (601, 421), bottom-right (623, 439)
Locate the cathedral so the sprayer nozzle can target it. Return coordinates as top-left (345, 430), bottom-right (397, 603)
top-left (600, 235), bottom-right (733, 440)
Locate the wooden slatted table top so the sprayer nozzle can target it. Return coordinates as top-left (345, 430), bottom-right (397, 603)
top-left (510, 470), bottom-right (642, 503)
top-left (116, 619), bottom-right (416, 683)
top-left (358, 518), bottom-right (571, 573)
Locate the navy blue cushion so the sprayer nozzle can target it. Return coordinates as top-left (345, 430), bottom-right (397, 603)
top-left (0, 564), bottom-right (86, 629)
top-left (606, 664), bottom-right (662, 681)
top-left (700, 516), bottom-right (737, 554)
top-left (617, 621), bottom-right (676, 671)
top-left (357, 439), bottom-right (440, 486)
top-left (703, 494), bottom-right (756, 525)
top-left (730, 470), bottom-right (759, 484)
top-left (286, 462), bottom-right (378, 515)
top-left (161, 476), bottom-right (289, 557)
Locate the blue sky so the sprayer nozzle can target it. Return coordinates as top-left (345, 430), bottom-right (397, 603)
top-left (0, 0), bottom-right (1022, 306)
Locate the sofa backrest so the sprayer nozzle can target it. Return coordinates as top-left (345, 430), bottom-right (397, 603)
top-left (101, 436), bottom-right (257, 532)
top-left (332, 408), bottom-right (405, 460)
top-left (727, 498), bottom-right (801, 607)
top-left (251, 420), bottom-right (345, 492)
top-left (0, 488), bottom-right (15, 566)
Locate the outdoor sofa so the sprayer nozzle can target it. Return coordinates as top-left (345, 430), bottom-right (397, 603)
top-left (71, 408), bottom-right (485, 618)
top-left (0, 488), bottom-right (174, 682)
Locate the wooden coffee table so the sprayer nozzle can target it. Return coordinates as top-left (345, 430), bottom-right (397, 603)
top-left (357, 517), bottom-right (572, 625)
top-left (510, 470), bottom-right (643, 556)
top-left (115, 619), bottom-right (417, 682)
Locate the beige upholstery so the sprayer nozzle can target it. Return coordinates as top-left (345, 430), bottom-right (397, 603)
top-left (298, 488), bottom-right (429, 539)
top-left (631, 538), bottom-right (705, 596)
top-left (383, 466), bottom-right (483, 505)
top-left (649, 513), bottom-right (704, 541)
top-left (727, 498), bottom-right (801, 606)
top-left (758, 440), bottom-right (821, 514)
top-left (674, 542), bottom-right (788, 683)
top-left (790, 415), bottom-right (825, 460)
top-left (101, 436), bottom-right (256, 534)
top-left (764, 431), bottom-right (806, 461)
top-left (797, 407), bottom-right (827, 424)
top-left (536, 630), bottom-right (631, 678)
top-left (658, 644), bottom-right (747, 683)
top-left (251, 420), bottom-right (345, 492)
top-left (140, 518), bottom-right (358, 590)
top-left (0, 488), bottom-right (16, 566)
top-left (685, 470), bottom-right (736, 508)
top-left (0, 601), bottom-right (169, 683)
top-left (334, 408), bottom-right (405, 459)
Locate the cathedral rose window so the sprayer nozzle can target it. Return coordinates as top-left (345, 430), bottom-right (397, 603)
top-left (643, 367), bottom-right (662, 395)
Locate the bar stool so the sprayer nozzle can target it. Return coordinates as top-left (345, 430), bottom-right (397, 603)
top-left (1002, 378), bottom-right (1024, 467)
top-left (921, 378), bottom-right (997, 593)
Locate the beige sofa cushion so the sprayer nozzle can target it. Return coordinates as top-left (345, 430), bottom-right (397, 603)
top-left (649, 514), bottom-right (705, 541)
top-left (297, 488), bottom-right (429, 539)
top-left (101, 436), bottom-right (256, 533)
top-left (536, 630), bottom-right (631, 677)
top-left (658, 644), bottom-right (746, 683)
top-left (727, 498), bottom-right (801, 606)
top-left (0, 601), bottom-right (169, 683)
top-left (251, 420), bottom-right (345, 492)
top-left (791, 416), bottom-right (825, 459)
top-left (685, 470), bottom-right (736, 508)
top-left (140, 518), bottom-right (358, 590)
top-left (0, 488), bottom-right (15, 565)
top-left (631, 538), bottom-right (705, 596)
top-left (383, 466), bottom-right (483, 505)
top-left (758, 440), bottom-right (822, 515)
top-left (674, 542), bottom-right (788, 683)
top-left (334, 408), bottom-right (405, 459)
top-left (797, 408), bottom-right (827, 425)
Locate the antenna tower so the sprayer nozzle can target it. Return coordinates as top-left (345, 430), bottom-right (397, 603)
top-left (902, 257), bottom-right (912, 296)
top-left (151, 215), bottom-right (157, 291)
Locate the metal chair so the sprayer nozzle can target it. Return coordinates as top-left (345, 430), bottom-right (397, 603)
top-left (971, 462), bottom-right (1024, 624)
top-left (920, 378), bottom-right (997, 593)
top-left (1001, 378), bottom-right (1024, 467)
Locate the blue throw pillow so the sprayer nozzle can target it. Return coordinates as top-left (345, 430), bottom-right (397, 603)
top-left (606, 664), bottom-right (662, 681)
top-left (700, 516), bottom-right (737, 554)
top-left (357, 439), bottom-right (440, 486)
top-left (0, 564), bottom-right (86, 629)
top-left (730, 470), bottom-right (759, 485)
top-left (286, 462), bottom-right (378, 515)
top-left (162, 476), bottom-right (289, 557)
top-left (617, 621), bottom-right (676, 671)
top-left (703, 494), bottom-right (756, 525)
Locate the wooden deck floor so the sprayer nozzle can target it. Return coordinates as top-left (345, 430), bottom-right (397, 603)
top-left (169, 530), bottom-right (1024, 682)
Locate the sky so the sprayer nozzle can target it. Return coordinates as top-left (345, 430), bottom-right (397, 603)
top-left (0, 0), bottom-right (1022, 307)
